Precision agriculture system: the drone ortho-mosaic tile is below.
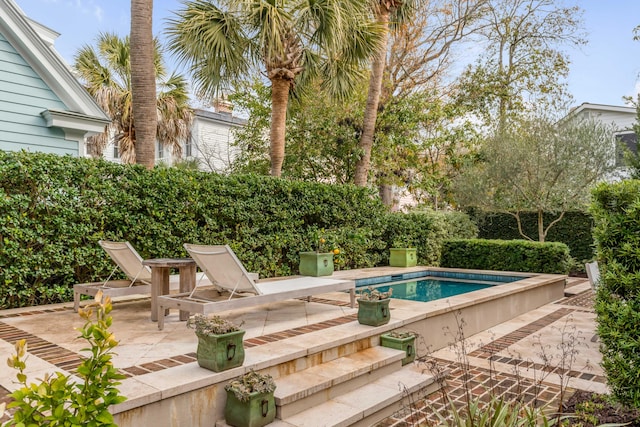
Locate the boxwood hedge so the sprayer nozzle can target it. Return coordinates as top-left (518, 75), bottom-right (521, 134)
top-left (440, 239), bottom-right (572, 274)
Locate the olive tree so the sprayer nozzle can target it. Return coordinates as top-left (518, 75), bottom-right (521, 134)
top-left (453, 115), bottom-right (617, 242)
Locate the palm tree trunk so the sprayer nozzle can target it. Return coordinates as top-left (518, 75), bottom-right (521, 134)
top-left (269, 77), bottom-right (291, 177)
top-left (354, 8), bottom-right (390, 187)
top-left (130, 0), bottom-right (157, 169)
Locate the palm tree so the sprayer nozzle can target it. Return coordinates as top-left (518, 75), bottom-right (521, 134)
top-left (130, 0), bottom-right (157, 169)
top-left (75, 33), bottom-right (193, 163)
top-left (353, 0), bottom-right (418, 187)
top-left (166, 0), bottom-right (383, 177)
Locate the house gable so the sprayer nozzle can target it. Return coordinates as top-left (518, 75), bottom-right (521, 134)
top-left (0, 32), bottom-right (71, 154)
top-left (0, 0), bottom-right (109, 156)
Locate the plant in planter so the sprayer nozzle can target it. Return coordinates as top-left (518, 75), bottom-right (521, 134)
top-left (187, 314), bottom-right (245, 372)
top-left (389, 239), bottom-right (417, 267)
top-left (380, 330), bottom-right (417, 365)
top-left (224, 369), bottom-right (277, 427)
top-left (356, 287), bottom-right (393, 326)
top-left (299, 229), bottom-right (340, 277)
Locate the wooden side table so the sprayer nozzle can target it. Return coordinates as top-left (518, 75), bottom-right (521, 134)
top-left (142, 258), bottom-right (196, 322)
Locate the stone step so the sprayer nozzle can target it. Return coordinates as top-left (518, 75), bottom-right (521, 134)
top-left (275, 346), bottom-right (405, 419)
top-left (271, 362), bottom-right (438, 427)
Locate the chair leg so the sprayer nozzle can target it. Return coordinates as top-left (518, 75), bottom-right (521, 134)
top-left (158, 304), bottom-right (165, 331)
top-left (73, 290), bottom-right (80, 312)
top-left (349, 289), bottom-right (355, 308)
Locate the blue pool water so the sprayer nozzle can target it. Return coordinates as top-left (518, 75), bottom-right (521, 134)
top-left (372, 279), bottom-right (492, 302)
top-left (355, 271), bottom-right (525, 303)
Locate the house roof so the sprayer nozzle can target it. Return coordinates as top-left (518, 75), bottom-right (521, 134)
top-left (0, 0), bottom-right (109, 124)
top-left (195, 109), bottom-right (248, 127)
top-left (569, 102), bottom-right (635, 116)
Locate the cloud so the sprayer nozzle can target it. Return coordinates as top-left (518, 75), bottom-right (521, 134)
top-left (94, 6), bottom-right (103, 22)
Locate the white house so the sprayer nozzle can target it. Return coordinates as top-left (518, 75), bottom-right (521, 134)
top-left (0, 0), bottom-right (110, 156)
top-left (187, 109), bottom-right (247, 172)
top-left (102, 108), bottom-right (247, 172)
top-left (565, 102), bottom-right (637, 156)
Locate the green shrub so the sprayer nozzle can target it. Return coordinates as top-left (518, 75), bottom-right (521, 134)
top-left (470, 210), bottom-right (595, 264)
top-left (1, 151), bottom-right (477, 308)
top-left (2, 292), bottom-right (126, 426)
top-left (380, 210), bottom-right (478, 267)
top-left (591, 179), bottom-right (640, 408)
top-left (440, 239), bottom-right (571, 274)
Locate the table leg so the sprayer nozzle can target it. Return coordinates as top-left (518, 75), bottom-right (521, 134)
top-left (150, 266), bottom-right (170, 322)
top-left (179, 264), bottom-right (196, 321)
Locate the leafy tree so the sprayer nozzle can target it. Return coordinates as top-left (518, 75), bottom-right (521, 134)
top-left (130, 0), bottom-right (157, 168)
top-left (229, 78), bottom-right (364, 182)
top-left (453, 115), bottom-right (617, 242)
top-left (457, 0), bottom-right (586, 131)
top-left (354, 0), bottom-right (485, 187)
top-left (74, 33), bottom-right (193, 163)
top-left (166, 0), bottom-right (382, 177)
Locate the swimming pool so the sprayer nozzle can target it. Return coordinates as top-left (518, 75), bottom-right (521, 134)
top-left (355, 270), bottom-right (526, 303)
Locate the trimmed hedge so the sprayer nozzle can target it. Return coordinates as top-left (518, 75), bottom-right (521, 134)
top-left (0, 151), bottom-right (476, 309)
top-left (591, 180), bottom-right (640, 407)
top-left (380, 211), bottom-right (478, 267)
top-left (470, 210), bottom-right (594, 263)
top-left (440, 239), bottom-right (571, 274)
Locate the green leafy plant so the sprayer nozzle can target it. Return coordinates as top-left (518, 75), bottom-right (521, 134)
top-left (224, 370), bottom-right (276, 402)
top-left (356, 286), bottom-right (393, 301)
top-left (187, 314), bottom-right (244, 336)
top-left (2, 291), bottom-right (126, 426)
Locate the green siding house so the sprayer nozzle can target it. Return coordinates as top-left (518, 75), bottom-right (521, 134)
top-left (0, 0), bottom-right (109, 156)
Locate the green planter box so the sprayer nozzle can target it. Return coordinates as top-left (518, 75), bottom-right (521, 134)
top-left (195, 330), bottom-right (245, 372)
top-left (225, 390), bottom-right (276, 427)
top-left (389, 248), bottom-right (417, 267)
top-left (357, 298), bottom-right (391, 326)
top-left (380, 332), bottom-right (416, 365)
top-left (299, 252), bottom-right (334, 277)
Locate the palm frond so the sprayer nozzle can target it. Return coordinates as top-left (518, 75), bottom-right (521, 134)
top-left (166, 0), bottom-right (253, 100)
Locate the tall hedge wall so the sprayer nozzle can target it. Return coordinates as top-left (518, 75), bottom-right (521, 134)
top-left (470, 210), bottom-right (594, 262)
top-left (591, 180), bottom-right (640, 407)
top-left (440, 239), bottom-right (571, 274)
top-left (0, 151), bottom-right (475, 309)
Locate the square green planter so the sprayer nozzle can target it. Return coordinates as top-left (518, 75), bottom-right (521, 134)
top-left (380, 332), bottom-right (416, 365)
top-left (224, 390), bottom-right (276, 427)
top-left (195, 330), bottom-right (245, 372)
top-left (389, 248), bottom-right (417, 267)
top-left (299, 252), bottom-right (334, 277)
top-left (357, 298), bottom-right (391, 326)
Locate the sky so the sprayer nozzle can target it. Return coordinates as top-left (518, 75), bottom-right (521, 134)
top-left (12, 0), bottom-right (640, 109)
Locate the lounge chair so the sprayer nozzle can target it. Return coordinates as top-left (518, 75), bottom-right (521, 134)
top-left (585, 261), bottom-right (601, 291)
top-left (156, 244), bottom-right (356, 330)
top-left (73, 240), bottom-right (208, 311)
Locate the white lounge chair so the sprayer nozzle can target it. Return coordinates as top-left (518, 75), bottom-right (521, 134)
top-left (156, 244), bottom-right (356, 330)
top-left (73, 240), bottom-right (208, 311)
top-left (585, 261), bottom-right (601, 290)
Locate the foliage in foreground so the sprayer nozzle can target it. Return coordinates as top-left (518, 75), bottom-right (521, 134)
top-left (1, 292), bottom-right (126, 426)
top-left (591, 179), bottom-right (640, 408)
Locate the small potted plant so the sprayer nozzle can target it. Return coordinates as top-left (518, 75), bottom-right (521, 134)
top-left (356, 287), bottom-right (392, 326)
top-left (380, 330), bottom-right (417, 365)
top-left (187, 314), bottom-right (245, 372)
top-left (224, 369), bottom-right (277, 427)
top-left (299, 229), bottom-right (340, 277)
top-left (389, 239), bottom-right (417, 267)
